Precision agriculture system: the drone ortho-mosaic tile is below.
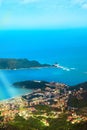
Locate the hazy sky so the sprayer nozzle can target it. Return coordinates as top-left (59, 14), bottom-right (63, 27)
top-left (0, 0), bottom-right (87, 29)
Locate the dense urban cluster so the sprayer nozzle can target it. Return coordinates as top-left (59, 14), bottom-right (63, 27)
top-left (0, 81), bottom-right (87, 129)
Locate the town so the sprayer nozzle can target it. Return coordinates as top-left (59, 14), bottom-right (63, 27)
top-left (0, 81), bottom-right (87, 128)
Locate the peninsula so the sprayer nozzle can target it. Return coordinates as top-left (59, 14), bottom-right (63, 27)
top-left (13, 80), bottom-right (49, 90)
top-left (0, 58), bottom-right (50, 69)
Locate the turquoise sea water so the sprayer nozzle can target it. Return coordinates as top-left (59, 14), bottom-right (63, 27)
top-left (0, 28), bottom-right (87, 100)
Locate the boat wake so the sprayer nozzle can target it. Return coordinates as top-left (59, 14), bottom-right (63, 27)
top-left (53, 63), bottom-right (76, 71)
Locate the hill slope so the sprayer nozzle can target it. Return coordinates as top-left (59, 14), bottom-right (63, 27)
top-left (0, 58), bottom-right (50, 69)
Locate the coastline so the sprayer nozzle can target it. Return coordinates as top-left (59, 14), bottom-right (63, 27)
top-left (0, 66), bottom-right (53, 71)
top-left (0, 65), bottom-right (76, 71)
top-left (0, 65), bottom-right (77, 102)
top-left (0, 90), bottom-right (33, 103)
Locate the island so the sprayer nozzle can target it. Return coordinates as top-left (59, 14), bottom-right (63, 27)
top-left (0, 58), bottom-right (51, 69)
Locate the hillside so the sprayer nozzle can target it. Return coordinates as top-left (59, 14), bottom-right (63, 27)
top-left (68, 82), bottom-right (87, 113)
top-left (13, 80), bottom-right (49, 90)
top-left (0, 58), bottom-right (50, 69)
top-left (69, 82), bottom-right (87, 90)
top-left (1, 81), bottom-right (87, 129)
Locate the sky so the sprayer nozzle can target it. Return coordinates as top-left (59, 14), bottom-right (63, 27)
top-left (0, 0), bottom-right (87, 29)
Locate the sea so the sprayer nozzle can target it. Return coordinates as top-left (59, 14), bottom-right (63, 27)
top-left (0, 28), bottom-right (87, 100)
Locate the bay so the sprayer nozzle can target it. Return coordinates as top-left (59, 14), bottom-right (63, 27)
top-left (0, 28), bottom-right (87, 100)
top-left (0, 67), bottom-right (87, 100)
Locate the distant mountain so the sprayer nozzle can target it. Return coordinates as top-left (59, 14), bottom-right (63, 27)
top-left (0, 58), bottom-right (50, 69)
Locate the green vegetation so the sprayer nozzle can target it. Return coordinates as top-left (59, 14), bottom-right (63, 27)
top-left (0, 58), bottom-right (50, 69)
top-left (70, 82), bottom-right (87, 90)
top-left (35, 105), bottom-right (52, 112)
top-left (68, 92), bottom-right (87, 108)
top-left (8, 115), bottom-right (46, 130)
top-left (1, 114), bottom-right (87, 130)
top-left (13, 80), bottom-right (48, 89)
top-left (0, 105), bottom-right (87, 130)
